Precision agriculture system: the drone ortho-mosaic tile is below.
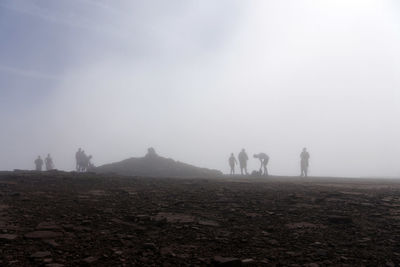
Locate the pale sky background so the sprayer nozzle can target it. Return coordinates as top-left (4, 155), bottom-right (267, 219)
top-left (0, 0), bottom-right (399, 177)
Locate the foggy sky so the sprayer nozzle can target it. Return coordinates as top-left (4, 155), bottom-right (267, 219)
top-left (1, 0), bottom-right (399, 177)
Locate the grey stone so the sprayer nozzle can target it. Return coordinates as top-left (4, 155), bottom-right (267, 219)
top-left (213, 256), bottom-right (242, 266)
top-left (31, 251), bottom-right (51, 258)
top-left (0, 234), bottom-right (18, 240)
top-left (25, 231), bottom-right (63, 239)
top-left (83, 256), bottom-right (98, 263)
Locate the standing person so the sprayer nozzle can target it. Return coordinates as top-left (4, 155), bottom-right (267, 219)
top-left (45, 154), bottom-right (54, 171)
top-left (34, 156), bottom-right (43, 171)
top-left (81, 150), bottom-right (88, 171)
top-left (238, 149), bottom-right (249, 175)
top-left (75, 148), bottom-right (82, 172)
top-left (228, 153), bottom-right (238, 175)
top-left (254, 153), bottom-right (269, 176)
top-left (300, 148), bottom-right (310, 177)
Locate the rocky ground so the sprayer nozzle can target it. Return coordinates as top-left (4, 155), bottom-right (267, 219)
top-left (0, 171), bottom-right (400, 266)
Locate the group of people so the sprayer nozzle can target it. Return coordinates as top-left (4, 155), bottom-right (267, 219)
top-left (34, 154), bottom-right (54, 171)
top-left (228, 149), bottom-right (270, 176)
top-left (75, 148), bottom-right (94, 172)
top-left (34, 147), bottom-right (310, 176)
top-left (229, 148), bottom-right (310, 177)
top-left (34, 149), bottom-right (94, 172)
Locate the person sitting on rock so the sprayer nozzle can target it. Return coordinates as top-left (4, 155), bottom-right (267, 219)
top-left (253, 153), bottom-right (269, 176)
top-left (238, 149), bottom-right (249, 175)
top-left (45, 154), bottom-right (54, 171)
top-left (228, 153), bottom-right (238, 175)
top-left (34, 156), bottom-right (43, 171)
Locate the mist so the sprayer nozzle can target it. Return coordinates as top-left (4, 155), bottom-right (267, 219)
top-left (1, 0), bottom-right (400, 177)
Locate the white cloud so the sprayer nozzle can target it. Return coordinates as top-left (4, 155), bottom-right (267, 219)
top-left (1, 0), bottom-right (400, 177)
top-left (0, 64), bottom-right (60, 80)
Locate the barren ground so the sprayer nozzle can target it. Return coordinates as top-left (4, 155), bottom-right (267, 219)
top-left (1, 171), bottom-right (400, 266)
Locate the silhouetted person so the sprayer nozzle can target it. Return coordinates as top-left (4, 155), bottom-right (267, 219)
top-left (76, 148), bottom-right (93, 172)
top-left (229, 153), bottom-right (238, 175)
top-left (87, 155), bottom-right (95, 171)
top-left (75, 148), bottom-right (82, 171)
top-left (34, 156), bottom-right (43, 171)
top-left (238, 149), bottom-right (249, 175)
top-left (45, 154), bottom-right (54, 171)
top-left (81, 154), bottom-right (93, 172)
top-left (254, 153), bottom-right (269, 176)
top-left (80, 150), bottom-right (88, 172)
top-left (300, 148), bottom-right (310, 177)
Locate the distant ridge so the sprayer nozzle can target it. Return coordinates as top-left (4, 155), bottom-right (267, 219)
top-left (95, 148), bottom-right (222, 178)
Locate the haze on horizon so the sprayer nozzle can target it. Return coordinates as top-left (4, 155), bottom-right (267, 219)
top-left (0, 0), bottom-right (399, 178)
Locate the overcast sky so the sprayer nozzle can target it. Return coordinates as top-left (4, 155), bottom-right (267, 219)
top-left (1, 0), bottom-right (399, 177)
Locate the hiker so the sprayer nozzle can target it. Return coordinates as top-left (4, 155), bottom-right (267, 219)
top-left (76, 148), bottom-right (90, 172)
top-left (81, 153), bottom-right (92, 172)
top-left (75, 148), bottom-right (83, 171)
top-left (254, 153), bottom-right (269, 176)
top-left (300, 148), bottom-right (310, 177)
top-left (76, 148), bottom-right (94, 172)
top-left (238, 149), bottom-right (249, 175)
top-left (87, 156), bottom-right (95, 171)
top-left (34, 156), bottom-right (43, 171)
top-left (45, 154), bottom-right (54, 171)
top-left (229, 153), bottom-right (238, 175)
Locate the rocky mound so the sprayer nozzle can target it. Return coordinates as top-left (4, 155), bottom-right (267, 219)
top-left (95, 148), bottom-right (222, 178)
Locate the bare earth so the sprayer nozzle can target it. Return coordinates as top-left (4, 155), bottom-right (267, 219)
top-left (1, 171), bottom-right (400, 266)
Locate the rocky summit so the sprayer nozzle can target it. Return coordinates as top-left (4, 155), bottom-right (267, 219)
top-left (1, 171), bottom-right (400, 266)
top-left (95, 148), bottom-right (223, 178)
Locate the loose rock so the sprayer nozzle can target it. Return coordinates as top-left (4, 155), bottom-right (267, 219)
top-left (25, 231), bottom-right (63, 239)
top-left (0, 234), bottom-right (17, 240)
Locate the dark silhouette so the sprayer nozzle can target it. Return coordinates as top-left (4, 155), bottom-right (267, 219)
top-left (45, 154), bottom-right (54, 171)
top-left (300, 148), bottom-right (310, 177)
top-left (253, 153), bottom-right (269, 176)
top-left (251, 169), bottom-right (262, 176)
top-left (34, 156), bottom-right (43, 171)
top-left (146, 147), bottom-right (158, 158)
top-left (76, 148), bottom-right (94, 172)
top-left (95, 148), bottom-right (222, 177)
top-left (228, 153), bottom-right (238, 175)
top-left (238, 149), bottom-right (249, 175)
top-left (75, 148), bottom-right (82, 171)
top-left (82, 154), bottom-right (94, 172)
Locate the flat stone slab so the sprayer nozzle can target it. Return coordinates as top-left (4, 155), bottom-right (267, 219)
top-left (213, 256), bottom-right (242, 266)
top-left (198, 219), bottom-right (220, 227)
top-left (153, 212), bottom-right (196, 223)
top-left (286, 222), bottom-right (320, 229)
top-left (31, 251), bottom-right (51, 258)
top-left (0, 234), bottom-right (18, 240)
top-left (327, 216), bottom-right (353, 224)
top-left (0, 204), bottom-right (9, 210)
top-left (25, 231), bottom-right (63, 239)
top-left (36, 222), bottom-right (62, 230)
top-left (83, 256), bottom-right (98, 263)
